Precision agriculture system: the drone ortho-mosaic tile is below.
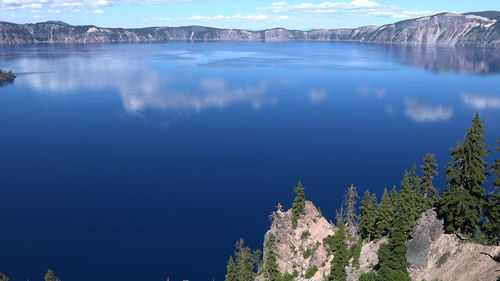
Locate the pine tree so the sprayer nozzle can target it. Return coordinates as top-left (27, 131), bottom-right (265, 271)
top-left (263, 233), bottom-right (282, 281)
top-left (389, 186), bottom-right (399, 211)
top-left (225, 256), bottom-right (237, 281)
top-left (292, 181), bottom-right (306, 229)
top-left (0, 271), bottom-right (8, 281)
top-left (421, 153), bottom-right (439, 211)
top-left (439, 113), bottom-right (489, 235)
top-left (358, 190), bottom-right (377, 240)
top-left (377, 215), bottom-right (411, 281)
top-left (374, 188), bottom-right (394, 238)
top-left (44, 269), bottom-right (58, 281)
top-left (484, 138), bottom-right (500, 245)
top-left (495, 139), bottom-right (500, 190)
top-left (396, 169), bottom-right (420, 235)
top-left (328, 220), bottom-right (349, 281)
top-left (235, 238), bottom-right (260, 281)
top-left (343, 184), bottom-right (359, 237)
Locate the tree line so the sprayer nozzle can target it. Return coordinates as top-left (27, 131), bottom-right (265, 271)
top-left (224, 112), bottom-right (500, 281)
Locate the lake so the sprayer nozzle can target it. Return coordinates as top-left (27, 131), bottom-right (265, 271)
top-left (0, 42), bottom-right (499, 281)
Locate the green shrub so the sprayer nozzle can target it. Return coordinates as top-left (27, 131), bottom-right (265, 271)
top-left (359, 272), bottom-right (377, 281)
top-left (282, 273), bottom-right (294, 281)
top-left (292, 269), bottom-right (299, 277)
top-left (436, 252), bottom-right (450, 268)
top-left (304, 266), bottom-right (318, 279)
top-left (301, 231), bottom-right (311, 239)
top-left (303, 248), bottom-right (313, 259)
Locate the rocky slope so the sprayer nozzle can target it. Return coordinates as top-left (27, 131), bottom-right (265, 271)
top-left (257, 201), bottom-right (335, 281)
top-left (259, 204), bottom-right (500, 281)
top-left (0, 11), bottom-right (499, 47)
top-left (406, 209), bottom-right (500, 281)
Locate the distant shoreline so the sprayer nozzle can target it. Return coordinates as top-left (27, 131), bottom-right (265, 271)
top-left (0, 11), bottom-right (499, 48)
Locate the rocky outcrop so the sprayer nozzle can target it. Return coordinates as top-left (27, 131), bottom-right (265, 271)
top-left (0, 11), bottom-right (499, 47)
top-left (346, 238), bottom-right (387, 281)
top-left (408, 210), bottom-right (500, 281)
top-left (257, 201), bottom-right (335, 281)
top-left (406, 209), bottom-right (444, 268)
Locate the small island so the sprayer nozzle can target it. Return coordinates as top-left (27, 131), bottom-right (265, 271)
top-left (0, 69), bottom-right (16, 85)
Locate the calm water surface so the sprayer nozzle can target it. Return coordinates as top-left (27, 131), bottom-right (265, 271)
top-left (0, 42), bottom-right (499, 281)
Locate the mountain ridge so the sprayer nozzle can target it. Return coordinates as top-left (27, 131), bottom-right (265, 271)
top-left (0, 11), bottom-right (499, 47)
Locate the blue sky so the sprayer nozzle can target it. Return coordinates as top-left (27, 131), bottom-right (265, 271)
top-left (1, 0), bottom-right (499, 29)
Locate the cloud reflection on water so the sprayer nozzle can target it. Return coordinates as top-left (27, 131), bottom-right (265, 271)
top-left (16, 57), bottom-right (273, 114)
top-left (404, 99), bottom-right (453, 123)
top-left (462, 94), bottom-right (500, 110)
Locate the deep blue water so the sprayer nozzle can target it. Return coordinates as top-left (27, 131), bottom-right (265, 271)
top-left (0, 42), bottom-right (499, 281)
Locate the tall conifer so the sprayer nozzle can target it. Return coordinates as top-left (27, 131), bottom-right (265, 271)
top-left (484, 138), bottom-right (500, 245)
top-left (389, 186), bottom-right (399, 211)
top-left (235, 239), bottom-right (260, 281)
top-left (44, 270), bottom-right (58, 281)
top-left (439, 113), bottom-right (489, 235)
top-left (343, 184), bottom-right (359, 237)
top-left (292, 181), bottom-right (306, 229)
top-left (358, 190), bottom-right (377, 240)
top-left (224, 256), bottom-right (237, 281)
top-left (396, 170), bottom-right (419, 234)
top-left (374, 188), bottom-right (393, 238)
top-left (421, 153), bottom-right (439, 210)
top-left (263, 233), bottom-right (282, 281)
top-left (329, 220), bottom-right (349, 281)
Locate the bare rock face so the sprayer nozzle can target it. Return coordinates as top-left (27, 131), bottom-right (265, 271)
top-left (346, 238), bottom-right (387, 281)
top-left (257, 201), bottom-right (334, 281)
top-left (406, 209), bottom-right (444, 268)
top-left (408, 209), bottom-right (500, 281)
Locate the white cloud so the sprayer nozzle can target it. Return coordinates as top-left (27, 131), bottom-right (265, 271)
top-left (92, 8), bottom-right (104, 13)
top-left (258, 1), bottom-right (436, 20)
top-left (187, 13), bottom-right (269, 21)
top-left (188, 15), bottom-right (204, 20)
top-left (404, 99), bottom-right (453, 123)
top-left (462, 94), bottom-right (500, 110)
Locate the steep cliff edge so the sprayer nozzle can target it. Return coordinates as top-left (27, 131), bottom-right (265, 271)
top-left (257, 204), bottom-right (500, 281)
top-left (407, 210), bottom-right (500, 281)
top-left (0, 11), bottom-right (499, 47)
top-left (257, 201), bottom-right (335, 281)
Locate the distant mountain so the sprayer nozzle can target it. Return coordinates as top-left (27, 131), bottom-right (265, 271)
top-left (0, 11), bottom-right (498, 47)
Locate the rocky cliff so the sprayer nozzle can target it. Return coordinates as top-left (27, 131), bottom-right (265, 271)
top-left (0, 11), bottom-right (499, 47)
top-left (407, 209), bottom-right (500, 281)
top-left (259, 204), bottom-right (500, 281)
top-left (257, 201), bottom-right (335, 281)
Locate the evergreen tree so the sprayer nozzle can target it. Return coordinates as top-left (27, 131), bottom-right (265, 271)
top-left (421, 153), bottom-right (439, 210)
top-left (495, 139), bottom-right (500, 190)
top-left (374, 188), bottom-right (393, 238)
top-left (343, 184), bottom-right (359, 237)
top-left (389, 186), bottom-right (399, 212)
top-left (408, 164), bottom-right (423, 212)
top-left (224, 256), bottom-right (237, 281)
top-left (396, 169), bottom-right (420, 235)
top-left (0, 271), bottom-right (8, 281)
top-left (377, 215), bottom-right (411, 281)
top-left (358, 190), bottom-right (377, 240)
top-left (263, 233), bottom-right (282, 281)
top-left (484, 138), bottom-right (500, 245)
top-left (292, 181), bottom-right (306, 229)
top-left (439, 113), bottom-right (489, 235)
top-left (328, 220), bottom-right (349, 281)
top-left (44, 269), bottom-right (58, 281)
top-left (235, 238), bottom-right (260, 281)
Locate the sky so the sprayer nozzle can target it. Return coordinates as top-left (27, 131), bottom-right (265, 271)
top-left (1, 0), bottom-right (500, 30)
